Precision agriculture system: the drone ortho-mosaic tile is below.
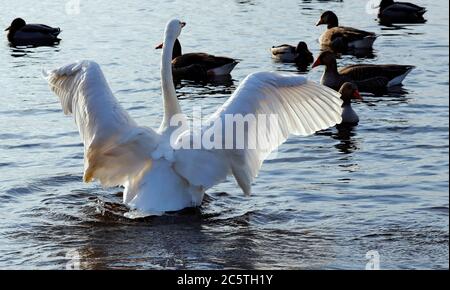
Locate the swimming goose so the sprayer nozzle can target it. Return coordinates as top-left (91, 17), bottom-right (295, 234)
top-left (378, 0), bottom-right (427, 24)
top-left (45, 19), bottom-right (343, 217)
top-left (312, 51), bottom-right (415, 93)
top-left (316, 11), bottom-right (377, 52)
top-left (155, 29), bottom-right (238, 79)
top-left (271, 41), bottom-right (314, 66)
top-left (339, 83), bottom-right (362, 125)
top-left (5, 18), bottom-right (61, 47)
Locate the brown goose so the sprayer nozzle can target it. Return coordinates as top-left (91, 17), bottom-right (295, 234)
top-left (378, 0), bottom-right (427, 24)
top-left (312, 51), bottom-right (415, 93)
top-left (156, 34), bottom-right (238, 79)
top-left (5, 18), bottom-right (61, 47)
top-left (339, 82), bottom-right (362, 125)
top-left (316, 11), bottom-right (377, 52)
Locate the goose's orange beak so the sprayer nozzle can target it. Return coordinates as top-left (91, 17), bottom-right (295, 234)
top-left (155, 43), bottom-right (163, 50)
top-left (353, 90), bottom-right (362, 100)
top-left (312, 58), bottom-right (322, 68)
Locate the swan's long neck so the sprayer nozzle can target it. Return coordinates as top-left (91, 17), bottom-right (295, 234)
top-left (160, 33), bottom-right (182, 131)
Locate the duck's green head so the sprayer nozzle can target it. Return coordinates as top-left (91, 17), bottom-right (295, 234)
top-left (296, 41), bottom-right (309, 53)
top-left (379, 0), bottom-right (395, 11)
top-left (316, 11), bottom-right (339, 29)
top-left (5, 18), bottom-right (26, 31)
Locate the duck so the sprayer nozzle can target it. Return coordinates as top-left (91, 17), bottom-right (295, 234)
top-left (45, 19), bottom-right (343, 217)
top-left (316, 11), bottom-right (377, 53)
top-left (5, 18), bottom-right (61, 47)
top-left (339, 82), bottom-right (362, 125)
top-left (155, 27), bottom-right (238, 80)
top-left (271, 41), bottom-right (314, 66)
top-left (378, 0), bottom-right (427, 24)
top-left (312, 51), bottom-right (415, 93)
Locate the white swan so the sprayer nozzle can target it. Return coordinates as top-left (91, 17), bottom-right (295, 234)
top-left (45, 19), bottom-right (343, 217)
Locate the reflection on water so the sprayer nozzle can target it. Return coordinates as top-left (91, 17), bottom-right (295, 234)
top-left (9, 45), bottom-right (61, 58)
top-left (0, 0), bottom-right (448, 269)
top-left (23, 201), bottom-right (342, 270)
top-left (316, 125), bottom-right (360, 155)
top-left (319, 45), bottom-right (377, 59)
top-left (177, 78), bottom-right (237, 100)
top-left (176, 74), bottom-right (235, 91)
top-left (10, 48), bottom-right (34, 58)
top-left (333, 125), bottom-right (360, 154)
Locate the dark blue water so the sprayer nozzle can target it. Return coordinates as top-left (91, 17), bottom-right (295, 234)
top-left (0, 0), bottom-right (448, 269)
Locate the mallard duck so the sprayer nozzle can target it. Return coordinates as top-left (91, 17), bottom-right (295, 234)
top-left (378, 0), bottom-right (427, 24)
top-left (155, 25), bottom-right (238, 80)
top-left (5, 18), bottom-right (61, 47)
top-left (271, 41), bottom-right (314, 66)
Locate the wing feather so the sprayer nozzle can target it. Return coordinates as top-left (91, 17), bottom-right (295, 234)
top-left (174, 72), bottom-right (342, 195)
top-left (45, 60), bottom-right (159, 192)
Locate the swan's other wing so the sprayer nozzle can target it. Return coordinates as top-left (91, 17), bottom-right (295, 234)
top-left (173, 72), bottom-right (342, 195)
top-left (45, 60), bottom-right (159, 189)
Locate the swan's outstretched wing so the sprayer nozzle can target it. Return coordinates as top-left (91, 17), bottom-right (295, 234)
top-left (174, 72), bottom-right (342, 195)
top-left (45, 60), bottom-right (159, 188)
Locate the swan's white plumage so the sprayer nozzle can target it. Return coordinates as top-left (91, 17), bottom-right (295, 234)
top-left (46, 19), bottom-right (343, 216)
top-left (173, 72), bottom-right (343, 195)
top-left (46, 60), bottom-right (159, 203)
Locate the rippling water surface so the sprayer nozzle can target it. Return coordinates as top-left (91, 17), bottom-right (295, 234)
top-left (0, 0), bottom-right (448, 269)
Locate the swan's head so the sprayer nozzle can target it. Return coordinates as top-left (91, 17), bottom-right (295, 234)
top-left (164, 19), bottom-right (186, 41)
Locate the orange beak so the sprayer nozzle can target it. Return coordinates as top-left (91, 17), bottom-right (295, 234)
top-left (353, 90), bottom-right (362, 100)
top-left (155, 43), bottom-right (163, 50)
top-left (312, 58), bottom-right (322, 68)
